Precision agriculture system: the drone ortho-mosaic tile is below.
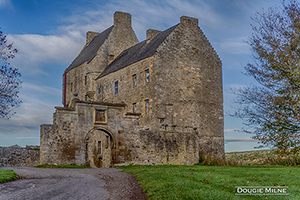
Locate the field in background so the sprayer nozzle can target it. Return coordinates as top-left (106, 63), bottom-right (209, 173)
top-left (226, 150), bottom-right (300, 165)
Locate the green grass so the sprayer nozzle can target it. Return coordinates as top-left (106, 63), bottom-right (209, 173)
top-left (0, 169), bottom-right (18, 183)
top-left (119, 165), bottom-right (300, 200)
top-left (35, 164), bottom-right (91, 168)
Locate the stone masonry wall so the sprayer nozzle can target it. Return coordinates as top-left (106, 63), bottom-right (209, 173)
top-left (64, 11), bottom-right (138, 107)
top-left (40, 100), bottom-right (200, 167)
top-left (0, 145), bottom-right (40, 167)
top-left (118, 130), bottom-right (199, 166)
top-left (153, 16), bottom-right (224, 159)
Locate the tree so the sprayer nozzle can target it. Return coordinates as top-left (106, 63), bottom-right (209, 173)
top-left (0, 29), bottom-right (21, 119)
top-left (232, 0), bottom-right (300, 155)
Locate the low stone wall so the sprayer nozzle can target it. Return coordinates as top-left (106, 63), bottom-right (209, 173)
top-left (119, 130), bottom-right (200, 166)
top-left (0, 145), bottom-right (40, 167)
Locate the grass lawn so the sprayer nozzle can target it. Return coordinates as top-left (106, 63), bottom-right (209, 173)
top-left (119, 165), bottom-right (300, 200)
top-left (35, 164), bottom-right (91, 168)
top-left (0, 169), bottom-right (18, 183)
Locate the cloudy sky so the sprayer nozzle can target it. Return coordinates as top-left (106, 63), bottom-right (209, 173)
top-left (0, 0), bottom-right (283, 152)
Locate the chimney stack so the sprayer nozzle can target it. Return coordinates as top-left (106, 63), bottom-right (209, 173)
top-left (146, 29), bottom-right (161, 43)
top-left (86, 31), bottom-right (99, 44)
top-left (180, 16), bottom-right (198, 27)
top-left (114, 11), bottom-right (131, 27)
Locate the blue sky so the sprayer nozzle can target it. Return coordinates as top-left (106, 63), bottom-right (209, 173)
top-left (0, 0), bottom-right (283, 151)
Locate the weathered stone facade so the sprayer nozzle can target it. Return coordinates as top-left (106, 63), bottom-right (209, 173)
top-left (40, 11), bottom-right (224, 167)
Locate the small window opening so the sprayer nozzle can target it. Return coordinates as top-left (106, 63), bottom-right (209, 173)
top-left (114, 80), bottom-right (118, 95)
top-left (145, 69), bottom-right (150, 84)
top-left (84, 76), bottom-right (87, 85)
top-left (71, 83), bottom-right (73, 92)
top-left (98, 141), bottom-right (102, 154)
top-left (133, 103), bottom-right (137, 113)
top-left (132, 74), bottom-right (137, 88)
top-left (145, 99), bottom-right (149, 116)
top-left (109, 55), bottom-right (114, 60)
top-left (98, 87), bottom-right (101, 95)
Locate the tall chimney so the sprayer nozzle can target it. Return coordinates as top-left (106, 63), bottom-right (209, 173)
top-left (114, 11), bottom-right (131, 27)
top-left (180, 16), bottom-right (198, 27)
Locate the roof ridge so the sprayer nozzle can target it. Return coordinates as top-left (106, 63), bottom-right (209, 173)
top-left (96, 23), bottom-right (179, 79)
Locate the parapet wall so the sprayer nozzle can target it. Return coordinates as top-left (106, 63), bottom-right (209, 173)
top-left (0, 145), bottom-right (40, 167)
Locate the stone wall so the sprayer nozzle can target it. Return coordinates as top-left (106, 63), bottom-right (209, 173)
top-left (0, 145), bottom-right (40, 167)
top-left (118, 130), bottom-right (199, 166)
top-left (40, 100), bottom-right (200, 167)
top-left (64, 11), bottom-right (138, 107)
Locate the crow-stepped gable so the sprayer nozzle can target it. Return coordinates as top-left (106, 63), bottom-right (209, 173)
top-left (40, 11), bottom-right (224, 167)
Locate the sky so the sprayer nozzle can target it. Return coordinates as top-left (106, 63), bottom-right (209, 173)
top-left (0, 0), bottom-right (283, 152)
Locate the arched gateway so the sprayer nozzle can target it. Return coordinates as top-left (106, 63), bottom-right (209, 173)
top-left (85, 129), bottom-right (115, 168)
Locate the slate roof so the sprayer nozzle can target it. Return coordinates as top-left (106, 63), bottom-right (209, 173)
top-left (96, 24), bottom-right (179, 79)
top-left (65, 26), bottom-right (114, 73)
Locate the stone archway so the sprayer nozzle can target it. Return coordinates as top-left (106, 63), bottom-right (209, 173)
top-left (86, 129), bottom-right (114, 168)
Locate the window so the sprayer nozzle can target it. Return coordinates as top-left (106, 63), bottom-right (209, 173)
top-left (84, 76), bottom-right (87, 85)
top-left (133, 103), bottom-right (137, 113)
top-left (70, 83), bottom-right (73, 92)
top-left (114, 80), bottom-right (118, 95)
top-left (95, 109), bottom-right (106, 123)
top-left (106, 135), bottom-right (110, 148)
top-left (132, 74), bottom-right (137, 88)
top-left (145, 99), bottom-right (149, 116)
top-left (97, 87), bottom-right (101, 95)
top-left (145, 69), bottom-right (150, 84)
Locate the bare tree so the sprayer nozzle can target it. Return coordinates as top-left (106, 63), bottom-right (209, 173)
top-left (0, 29), bottom-right (21, 119)
top-left (232, 0), bottom-right (300, 155)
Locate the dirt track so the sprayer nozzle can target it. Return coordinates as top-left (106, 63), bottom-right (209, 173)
top-left (0, 167), bottom-right (147, 200)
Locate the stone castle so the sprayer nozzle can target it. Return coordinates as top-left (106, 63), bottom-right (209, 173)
top-left (40, 11), bottom-right (224, 167)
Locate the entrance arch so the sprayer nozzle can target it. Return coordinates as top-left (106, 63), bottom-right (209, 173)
top-left (85, 129), bottom-right (115, 168)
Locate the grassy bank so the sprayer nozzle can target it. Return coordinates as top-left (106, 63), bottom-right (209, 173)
top-left (0, 169), bottom-right (18, 183)
top-left (119, 165), bottom-right (300, 200)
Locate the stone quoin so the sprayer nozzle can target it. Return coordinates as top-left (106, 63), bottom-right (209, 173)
top-left (40, 11), bottom-right (224, 168)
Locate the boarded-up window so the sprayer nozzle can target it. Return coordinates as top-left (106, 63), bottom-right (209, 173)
top-left (95, 110), bottom-right (106, 123)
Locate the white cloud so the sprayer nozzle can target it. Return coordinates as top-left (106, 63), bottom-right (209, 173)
top-left (7, 32), bottom-right (84, 75)
top-left (0, 83), bottom-right (60, 135)
top-left (22, 82), bottom-right (61, 96)
top-left (225, 136), bottom-right (256, 143)
top-left (218, 37), bottom-right (250, 55)
top-left (0, 0), bottom-right (12, 8)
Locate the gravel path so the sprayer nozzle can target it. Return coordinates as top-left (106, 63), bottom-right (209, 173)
top-left (0, 167), bottom-right (147, 200)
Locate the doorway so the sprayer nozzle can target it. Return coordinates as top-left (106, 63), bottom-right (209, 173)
top-left (86, 129), bottom-right (113, 168)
